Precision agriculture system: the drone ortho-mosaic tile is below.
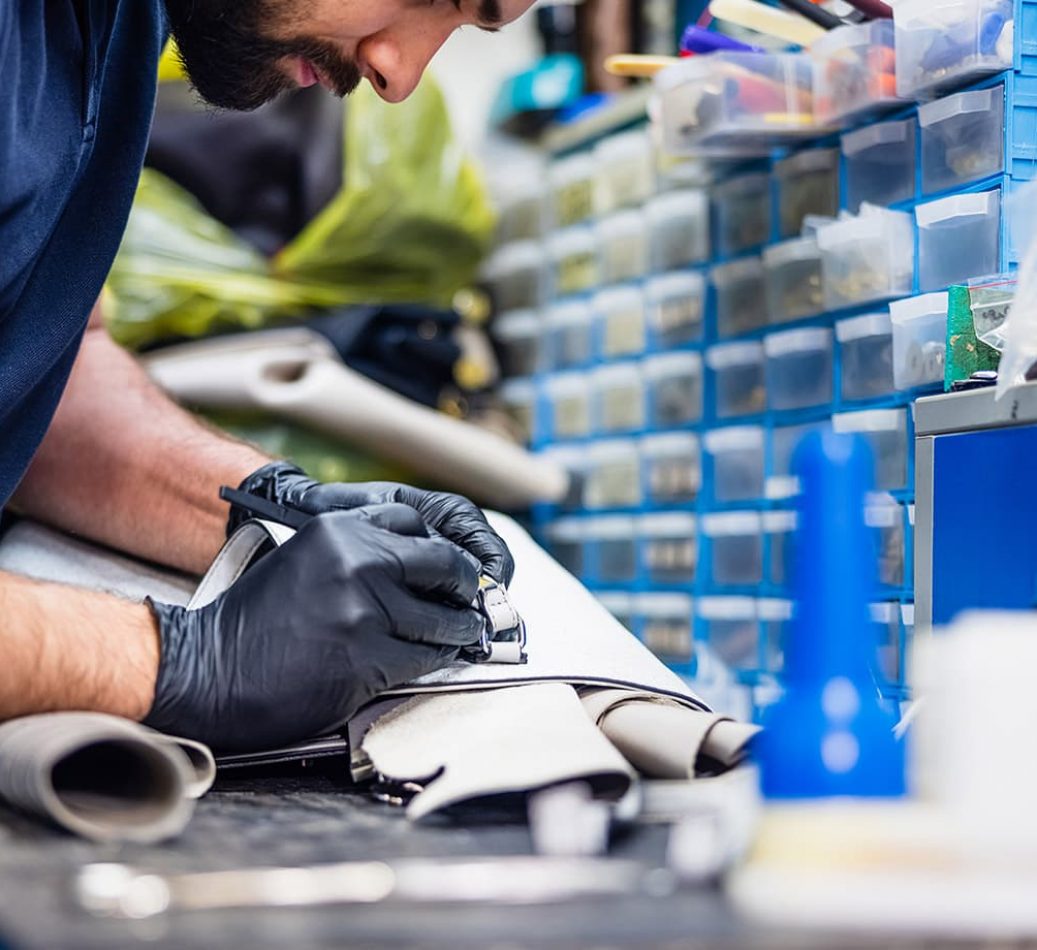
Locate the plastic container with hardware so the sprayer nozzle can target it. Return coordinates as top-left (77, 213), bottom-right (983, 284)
top-left (597, 210), bottom-right (649, 284)
top-left (644, 351), bottom-right (703, 429)
top-left (638, 513), bottom-right (698, 586)
top-left (767, 419), bottom-right (831, 500)
top-left (901, 603), bottom-right (915, 654)
top-left (758, 598), bottom-right (793, 674)
top-left (703, 426), bottom-right (765, 503)
top-left (491, 309), bottom-right (542, 378)
top-left (594, 285), bottom-right (647, 359)
top-left (492, 165), bottom-right (546, 245)
top-left (836, 312), bottom-right (896, 401)
top-left (764, 327), bottom-right (834, 411)
top-left (544, 372), bottom-right (592, 441)
top-left (707, 341), bottom-right (766, 419)
top-left (597, 592), bottom-right (635, 632)
top-left (832, 408), bottom-right (909, 491)
top-left (593, 363), bottom-right (646, 434)
top-left (548, 226), bottom-right (600, 297)
top-left (763, 510), bottom-right (797, 588)
top-left (638, 593), bottom-right (695, 667)
top-left (499, 379), bottom-right (538, 445)
top-left (549, 152), bottom-right (596, 227)
top-left (482, 241), bottom-right (546, 312)
top-left (583, 439), bottom-right (640, 512)
top-left (713, 257), bottom-right (768, 338)
top-left (645, 271), bottom-right (706, 348)
top-left (763, 235), bottom-right (824, 324)
top-left (703, 512), bottom-right (764, 587)
top-left (842, 118), bottom-right (918, 213)
top-left (916, 190), bottom-right (1001, 293)
top-left (645, 190), bottom-right (710, 272)
top-left (817, 206), bottom-right (916, 310)
top-left (697, 596), bottom-right (760, 673)
top-left (774, 148), bottom-right (839, 239)
top-left (546, 298), bottom-right (594, 371)
top-left (545, 517), bottom-right (586, 578)
top-left (593, 129), bottom-right (655, 214)
top-left (640, 433), bottom-right (701, 505)
top-left (538, 444), bottom-right (587, 512)
top-left (889, 291), bottom-right (949, 391)
top-left (713, 172), bottom-right (773, 256)
top-left (585, 516), bottom-right (638, 586)
top-left (920, 84), bottom-right (1006, 196)
top-left (870, 601), bottom-right (902, 685)
top-left (811, 19), bottom-right (904, 126)
top-left (867, 493), bottom-right (906, 589)
top-left (894, 0), bottom-right (1014, 100)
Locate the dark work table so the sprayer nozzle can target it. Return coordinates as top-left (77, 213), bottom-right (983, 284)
top-left (0, 771), bottom-right (991, 950)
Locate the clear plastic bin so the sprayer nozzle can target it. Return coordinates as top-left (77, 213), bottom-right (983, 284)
top-left (836, 312), bottom-right (896, 401)
top-left (545, 517), bottom-right (586, 578)
top-left (832, 408), bottom-right (909, 491)
top-left (597, 591), bottom-right (635, 633)
top-left (817, 206), bottom-right (916, 310)
top-left (713, 173), bottom-right (773, 257)
top-left (894, 0), bottom-right (1014, 100)
top-left (707, 341), bottom-right (766, 419)
top-left (499, 379), bottom-right (538, 445)
top-left (842, 118), bottom-right (918, 212)
top-left (491, 309), bottom-right (542, 378)
top-left (594, 129), bottom-right (655, 214)
top-left (549, 152), bottom-right (596, 227)
top-left (703, 426), bottom-right (765, 503)
top-left (548, 226), bottom-right (601, 297)
top-left (889, 292), bottom-right (949, 390)
top-left (763, 235), bottom-right (824, 324)
top-left (763, 510), bottom-right (797, 588)
top-left (901, 603), bottom-right (915, 654)
top-left (544, 372), bottom-right (592, 440)
top-left (758, 598), bottom-right (793, 673)
top-left (638, 593), bottom-right (695, 666)
top-left (586, 516), bottom-right (637, 585)
top-left (767, 419), bottom-right (832, 500)
top-left (697, 596), bottom-right (760, 672)
top-left (644, 351), bottom-right (703, 429)
top-left (645, 271), bottom-right (706, 349)
top-left (866, 492), bottom-right (906, 588)
top-left (916, 190), bottom-right (1001, 293)
top-left (597, 210), bottom-right (649, 284)
top-left (584, 439), bottom-right (641, 510)
top-left (593, 363), bottom-right (646, 434)
top-left (546, 298), bottom-right (593, 371)
top-left (641, 433), bottom-right (701, 505)
top-left (870, 602), bottom-right (901, 685)
top-left (703, 511), bottom-right (764, 587)
top-left (492, 165), bottom-right (546, 245)
top-left (774, 149), bottom-right (840, 239)
top-left (538, 444), bottom-right (586, 512)
top-left (713, 257), bottom-right (768, 339)
top-left (764, 327), bottom-right (834, 411)
top-left (482, 240), bottom-right (546, 312)
top-left (638, 513), bottom-right (698, 585)
top-left (653, 54), bottom-right (820, 157)
top-left (920, 84), bottom-right (1005, 196)
top-left (811, 19), bottom-right (904, 126)
top-left (646, 190), bottom-right (710, 272)
top-left (594, 285), bottom-right (647, 359)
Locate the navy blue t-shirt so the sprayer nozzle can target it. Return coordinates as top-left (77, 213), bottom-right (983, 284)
top-left (0, 0), bottom-right (166, 506)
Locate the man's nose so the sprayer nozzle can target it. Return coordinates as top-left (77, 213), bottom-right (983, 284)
top-left (358, 25), bottom-right (454, 103)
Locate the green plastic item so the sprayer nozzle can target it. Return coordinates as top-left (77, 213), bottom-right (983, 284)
top-left (945, 284), bottom-right (1001, 391)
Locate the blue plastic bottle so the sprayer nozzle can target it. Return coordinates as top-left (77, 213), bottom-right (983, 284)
top-left (755, 430), bottom-right (905, 799)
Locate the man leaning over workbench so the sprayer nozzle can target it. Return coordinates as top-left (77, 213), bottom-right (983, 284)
top-left (0, 0), bottom-right (535, 752)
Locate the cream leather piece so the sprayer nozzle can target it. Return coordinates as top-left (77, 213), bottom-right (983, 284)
top-left (143, 328), bottom-right (570, 510)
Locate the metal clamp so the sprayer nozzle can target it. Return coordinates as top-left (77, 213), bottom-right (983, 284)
top-left (462, 580), bottom-right (528, 665)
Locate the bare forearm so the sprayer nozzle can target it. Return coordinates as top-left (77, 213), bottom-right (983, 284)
top-left (12, 310), bottom-right (269, 574)
top-left (0, 571), bottom-right (159, 721)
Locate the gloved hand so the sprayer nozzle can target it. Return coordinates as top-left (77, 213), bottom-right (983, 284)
top-left (229, 461), bottom-right (515, 585)
top-left (146, 504), bottom-right (483, 751)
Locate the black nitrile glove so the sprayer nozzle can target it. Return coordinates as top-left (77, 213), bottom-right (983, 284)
top-left (229, 461), bottom-right (515, 585)
top-left (146, 504), bottom-right (483, 751)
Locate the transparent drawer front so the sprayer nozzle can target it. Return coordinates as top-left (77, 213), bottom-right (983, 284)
top-left (768, 419), bottom-right (832, 500)
top-left (707, 342), bottom-right (766, 419)
top-left (818, 207), bottom-right (915, 310)
top-left (586, 516), bottom-right (637, 585)
top-left (545, 373), bottom-right (592, 440)
top-left (763, 236), bottom-right (823, 324)
top-left (920, 84), bottom-right (1005, 197)
top-left (774, 148), bottom-right (839, 239)
top-left (812, 19), bottom-right (903, 126)
top-left (639, 514), bottom-right (698, 585)
top-left (704, 512), bottom-right (763, 587)
top-left (713, 257), bottom-right (768, 339)
top-left (916, 190), bottom-right (1001, 293)
top-left (492, 309), bottom-right (542, 378)
top-left (594, 364), bottom-right (646, 434)
top-left (644, 352), bottom-right (703, 429)
top-left (641, 433), bottom-right (701, 505)
top-left (889, 292), bottom-right (949, 390)
top-left (595, 285), bottom-right (646, 359)
top-left (597, 592), bottom-right (635, 633)
top-left (539, 445), bottom-right (586, 512)
top-left (585, 440), bottom-right (641, 510)
top-left (646, 190), bottom-right (710, 272)
top-left (836, 312), bottom-right (896, 401)
top-left (597, 210), bottom-right (649, 284)
top-left (870, 602), bottom-right (901, 685)
top-left (593, 129), bottom-right (655, 214)
top-left (549, 226), bottom-right (600, 297)
top-left (763, 511), bottom-right (797, 588)
top-left (842, 119), bottom-right (917, 213)
top-left (703, 426), bottom-right (765, 503)
top-left (639, 594), bottom-right (695, 665)
top-left (546, 518), bottom-right (586, 578)
top-left (832, 409), bottom-right (909, 492)
top-left (549, 153), bottom-right (595, 227)
top-left (713, 173), bottom-right (772, 257)
top-left (894, 0), bottom-right (1014, 100)
top-left (698, 597), bottom-right (760, 672)
top-left (482, 241), bottom-right (546, 312)
top-left (500, 379), bottom-right (537, 445)
top-left (867, 494), bottom-right (906, 588)
top-left (758, 599), bottom-right (793, 674)
top-left (764, 327), bottom-right (834, 412)
top-left (546, 299), bottom-right (593, 371)
top-left (646, 272), bottom-right (706, 348)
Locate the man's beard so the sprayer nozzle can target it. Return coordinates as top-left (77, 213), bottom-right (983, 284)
top-left (163, 0), bottom-right (362, 111)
